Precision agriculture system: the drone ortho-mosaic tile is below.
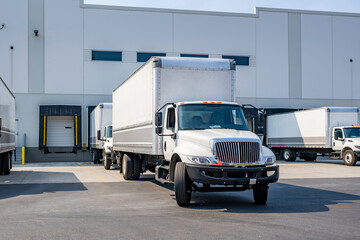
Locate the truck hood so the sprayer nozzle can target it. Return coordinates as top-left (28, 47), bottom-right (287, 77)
top-left (346, 138), bottom-right (360, 145)
top-left (177, 129), bottom-right (260, 148)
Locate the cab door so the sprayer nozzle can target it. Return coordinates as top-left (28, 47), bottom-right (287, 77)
top-left (333, 128), bottom-right (344, 151)
top-left (163, 106), bottom-right (177, 160)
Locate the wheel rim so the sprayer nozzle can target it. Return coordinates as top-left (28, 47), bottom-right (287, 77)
top-left (284, 151), bottom-right (290, 160)
top-left (345, 153), bottom-right (352, 163)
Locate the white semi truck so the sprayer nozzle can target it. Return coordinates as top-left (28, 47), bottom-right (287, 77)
top-left (112, 57), bottom-right (278, 206)
top-left (90, 103), bottom-right (113, 168)
top-left (267, 107), bottom-right (360, 166)
top-left (0, 77), bottom-right (16, 175)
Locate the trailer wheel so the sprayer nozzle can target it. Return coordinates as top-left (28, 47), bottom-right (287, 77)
top-left (283, 149), bottom-right (296, 162)
top-left (303, 153), bottom-right (317, 162)
top-left (0, 154), bottom-right (3, 174)
top-left (10, 152), bottom-right (13, 170)
top-left (122, 154), bottom-right (133, 180)
top-left (253, 184), bottom-right (268, 205)
top-left (2, 153), bottom-right (11, 175)
top-left (92, 150), bottom-right (99, 164)
top-left (343, 150), bottom-right (357, 166)
top-left (174, 162), bottom-right (192, 206)
top-left (103, 152), bottom-right (111, 170)
top-left (132, 155), bottom-right (141, 180)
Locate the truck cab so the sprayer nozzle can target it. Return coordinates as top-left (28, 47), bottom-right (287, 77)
top-left (97, 124), bottom-right (113, 169)
top-left (156, 101), bottom-right (278, 206)
top-left (332, 126), bottom-right (360, 166)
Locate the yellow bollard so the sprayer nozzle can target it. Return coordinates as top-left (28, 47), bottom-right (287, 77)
top-left (22, 147), bottom-right (25, 165)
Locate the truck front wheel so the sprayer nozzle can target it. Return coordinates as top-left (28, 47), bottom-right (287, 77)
top-left (343, 150), bottom-right (357, 166)
top-left (283, 149), bottom-right (296, 162)
top-left (174, 162), bottom-right (192, 206)
top-left (122, 154), bottom-right (133, 180)
top-left (104, 153), bottom-right (111, 170)
top-left (253, 184), bottom-right (268, 205)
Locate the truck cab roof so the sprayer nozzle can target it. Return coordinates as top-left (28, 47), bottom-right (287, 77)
top-left (176, 101), bottom-right (241, 106)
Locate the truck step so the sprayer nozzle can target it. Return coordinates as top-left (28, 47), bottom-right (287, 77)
top-left (155, 165), bottom-right (171, 184)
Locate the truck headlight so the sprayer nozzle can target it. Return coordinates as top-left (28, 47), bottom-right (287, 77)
top-left (354, 145), bottom-right (360, 150)
top-left (261, 146), bottom-right (276, 165)
top-left (265, 156), bottom-right (276, 165)
top-left (187, 156), bottom-right (218, 165)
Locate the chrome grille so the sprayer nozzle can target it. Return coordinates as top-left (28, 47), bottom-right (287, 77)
top-left (214, 141), bottom-right (260, 164)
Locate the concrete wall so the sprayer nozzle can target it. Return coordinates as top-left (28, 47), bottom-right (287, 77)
top-left (1, 0), bottom-right (360, 161)
top-left (0, 0), bottom-right (28, 93)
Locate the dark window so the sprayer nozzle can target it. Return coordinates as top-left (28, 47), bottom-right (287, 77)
top-left (180, 54), bottom-right (208, 58)
top-left (92, 51), bottom-right (122, 61)
top-left (167, 108), bottom-right (175, 130)
top-left (334, 128), bottom-right (343, 138)
top-left (222, 55), bottom-right (249, 66)
top-left (137, 52), bottom-right (166, 62)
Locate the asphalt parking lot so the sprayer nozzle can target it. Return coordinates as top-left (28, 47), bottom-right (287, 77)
top-left (0, 158), bottom-right (359, 240)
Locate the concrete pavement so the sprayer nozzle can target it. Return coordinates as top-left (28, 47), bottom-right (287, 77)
top-left (0, 159), bottom-right (359, 240)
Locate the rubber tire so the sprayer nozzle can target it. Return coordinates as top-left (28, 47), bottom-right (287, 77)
top-left (104, 153), bottom-right (111, 170)
top-left (10, 152), bottom-right (13, 170)
top-left (174, 162), bottom-right (192, 206)
top-left (283, 149), bottom-right (296, 162)
top-left (2, 153), bottom-right (11, 175)
top-left (0, 154), bottom-right (3, 174)
top-left (304, 154), bottom-right (317, 162)
top-left (343, 150), bottom-right (357, 166)
top-left (122, 154), bottom-right (133, 180)
top-left (253, 184), bottom-right (268, 205)
top-left (92, 150), bottom-right (99, 164)
top-left (132, 155), bottom-right (141, 180)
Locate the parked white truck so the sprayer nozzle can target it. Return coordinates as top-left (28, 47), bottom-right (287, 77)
top-left (112, 57), bottom-right (278, 206)
top-left (90, 103), bottom-right (113, 168)
top-left (267, 107), bottom-right (360, 166)
top-left (0, 77), bottom-right (16, 175)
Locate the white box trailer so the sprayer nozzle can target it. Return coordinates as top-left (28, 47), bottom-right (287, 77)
top-left (267, 107), bottom-right (360, 165)
top-left (0, 77), bottom-right (16, 175)
top-left (112, 57), bottom-right (278, 206)
top-left (90, 103), bottom-right (113, 166)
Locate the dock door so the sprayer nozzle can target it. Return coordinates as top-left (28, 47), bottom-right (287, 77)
top-left (39, 105), bottom-right (81, 153)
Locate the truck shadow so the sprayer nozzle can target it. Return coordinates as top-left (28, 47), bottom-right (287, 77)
top-left (0, 171), bottom-right (88, 200)
top-left (151, 178), bottom-right (360, 213)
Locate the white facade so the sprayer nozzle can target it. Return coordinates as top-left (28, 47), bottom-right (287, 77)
top-left (0, 0), bottom-right (359, 161)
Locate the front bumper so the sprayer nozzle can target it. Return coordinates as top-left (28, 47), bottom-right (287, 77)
top-left (186, 164), bottom-right (279, 186)
top-left (354, 151), bottom-right (360, 157)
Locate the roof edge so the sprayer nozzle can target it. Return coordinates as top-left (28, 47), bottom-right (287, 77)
top-left (80, 1), bottom-right (360, 18)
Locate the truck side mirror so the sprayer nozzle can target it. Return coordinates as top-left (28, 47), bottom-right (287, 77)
top-left (97, 130), bottom-right (101, 141)
top-left (155, 112), bottom-right (162, 126)
top-left (155, 126), bottom-right (163, 134)
top-left (334, 131), bottom-right (340, 140)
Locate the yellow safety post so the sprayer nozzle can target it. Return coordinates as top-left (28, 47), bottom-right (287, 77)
top-left (252, 117), bottom-right (255, 133)
top-left (75, 116), bottom-right (78, 146)
top-left (22, 146), bottom-right (25, 165)
top-left (43, 116), bottom-right (46, 146)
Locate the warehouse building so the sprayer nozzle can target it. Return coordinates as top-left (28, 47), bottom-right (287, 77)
top-left (1, 0), bottom-right (359, 161)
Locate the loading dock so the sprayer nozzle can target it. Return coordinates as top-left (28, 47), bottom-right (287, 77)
top-left (39, 105), bottom-right (82, 153)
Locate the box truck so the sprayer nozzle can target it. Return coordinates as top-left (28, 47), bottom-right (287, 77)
top-left (90, 103), bottom-right (113, 168)
top-left (112, 57), bottom-right (278, 206)
top-left (0, 77), bottom-right (16, 175)
top-left (267, 107), bottom-right (360, 166)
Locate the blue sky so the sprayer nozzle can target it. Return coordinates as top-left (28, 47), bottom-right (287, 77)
top-left (84, 0), bottom-right (360, 14)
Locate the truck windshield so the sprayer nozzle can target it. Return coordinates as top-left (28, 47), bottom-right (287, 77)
top-left (107, 126), bottom-right (113, 138)
top-left (178, 104), bottom-right (248, 130)
top-left (344, 128), bottom-right (360, 138)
